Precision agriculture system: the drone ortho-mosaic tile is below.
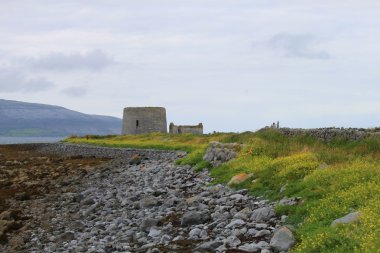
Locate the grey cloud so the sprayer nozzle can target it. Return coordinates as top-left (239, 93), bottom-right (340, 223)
top-left (28, 49), bottom-right (114, 71)
top-left (62, 86), bottom-right (87, 97)
top-left (268, 33), bottom-right (330, 60)
top-left (0, 69), bottom-right (54, 93)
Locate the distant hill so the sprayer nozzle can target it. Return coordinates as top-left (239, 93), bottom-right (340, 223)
top-left (0, 99), bottom-right (122, 137)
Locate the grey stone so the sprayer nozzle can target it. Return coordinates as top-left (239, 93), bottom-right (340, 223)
top-left (247, 228), bottom-right (259, 236)
top-left (226, 219), bottom-right (246, 229)
top-left (181, 211), bottom-right (203, 227)
top-left (196, 240), bottom-right (224, 251)
top-left (199, 229), bottom-right (208, 239)
top-left (173, 235), bottom-right (184, 241)
top-left (255, 229), bottom-right (271, 237)
top-left (255, 223), bottom-right (268, 229)
top-left (140, 218), bottom-right (159, 232)
top-left (232, 227), bottom-right (247, 237)
top-left (229, 194), bottom-right (246, 202)
top-left (279, 185), bottom-right (287, 193)
top-left (81, 197), bottom-right (95, 206)
top-left (331, 211), bottom-right (361, 226)
top-left (215, 244), bottom-right (228, 252)
top-left (59, 231), bottom-right (75, 242)
top-left (160, 234), bottom-right (172, 244)
top-left (269, 227), bottom-right (295, 252)
top-left (189, 227), bottom-right (202, 237)
top-left (72, 221), bottom-right (85, 232)
top-left (251, 207), bottom-right (275, 222)
top-left (281, 215), bottom-right (288, 223)
top-left (141, 243), bottom-right (156, 250)
top-left (140, 197), bottom-right (159, 208)
top-left (257, 241), bottom-right (269, 248)
top-left (224, 235), bottom-right (241, 247)
top-left (148, 227), bottom-right (161, 238)
top-left (278, 197), bottom-right (297, 206)
top-left (238, 243), bottom-right (261, 252)
top-left (233, 207), bottom-right (252, 220)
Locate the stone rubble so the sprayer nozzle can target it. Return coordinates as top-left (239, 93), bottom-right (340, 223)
top-left (1, 143), bottom-right (294, 252)
top-left (203, 142), bottom-right (241, 167)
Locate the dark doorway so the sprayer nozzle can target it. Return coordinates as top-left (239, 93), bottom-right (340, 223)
top-left (136, 120), bottom-right (139, 128)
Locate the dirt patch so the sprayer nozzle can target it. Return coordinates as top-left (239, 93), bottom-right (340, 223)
top-left (158, 213), bottom-right (182, 227)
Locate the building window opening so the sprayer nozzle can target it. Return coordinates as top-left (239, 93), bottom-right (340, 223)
top-left (136, 120), bottom-right (139, 128)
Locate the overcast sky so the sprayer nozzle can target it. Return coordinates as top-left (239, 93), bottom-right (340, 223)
top-left (1, 1), bottom-right (380, 132)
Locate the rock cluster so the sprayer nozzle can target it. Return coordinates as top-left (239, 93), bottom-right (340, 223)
top-left (203, 142), bottom-right (241, 167)
top-left (1, 143), bottom-right (295, 252)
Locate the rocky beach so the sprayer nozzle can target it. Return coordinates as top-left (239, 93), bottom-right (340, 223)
top-left (0, 143), bottom-right (293, 253)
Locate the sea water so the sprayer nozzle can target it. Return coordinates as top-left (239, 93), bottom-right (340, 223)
top-left (0, 137), bottom-right (65, 144)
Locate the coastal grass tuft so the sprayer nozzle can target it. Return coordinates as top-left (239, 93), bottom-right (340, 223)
top-left (66, 130), bottom-right (380, 252)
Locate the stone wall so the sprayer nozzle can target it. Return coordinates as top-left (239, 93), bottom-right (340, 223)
top-left (122, 107), bottom-right (167, 135)
top-left (275, 127), bottom-right (380, 142)
top-left (169, 123), bottom-right (203, 134)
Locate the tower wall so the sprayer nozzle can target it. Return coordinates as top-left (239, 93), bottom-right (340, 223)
top-left (122, 107), bottom-right (167, 135)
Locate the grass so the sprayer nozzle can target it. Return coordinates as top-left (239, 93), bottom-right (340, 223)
top-left (66, 130), bottom-right (380, 252)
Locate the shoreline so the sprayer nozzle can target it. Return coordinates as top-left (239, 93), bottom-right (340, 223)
top-left (0, 143), bottom-right (284, 253)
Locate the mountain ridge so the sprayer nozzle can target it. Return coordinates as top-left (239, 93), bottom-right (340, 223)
top-left (0, 99), bottom-right (122, 136)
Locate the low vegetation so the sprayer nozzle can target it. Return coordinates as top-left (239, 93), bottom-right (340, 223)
top-left (66, 130), bottom-right (380, 252)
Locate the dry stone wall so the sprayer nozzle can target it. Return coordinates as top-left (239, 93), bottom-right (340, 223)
top-left (277, 127), bottom-right (380, 142)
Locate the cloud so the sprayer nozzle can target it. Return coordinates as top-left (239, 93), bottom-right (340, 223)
top-left (28, 49), bottom-right (114, 71)
top-left (62, 86), bottom-right (87, 97)
top-left (0, 68), bottom-right (54, 93)
top-left (268, 33), bottom-right (331, 60)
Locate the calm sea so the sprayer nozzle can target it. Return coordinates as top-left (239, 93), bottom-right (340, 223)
top-left (0, 137), bottom-right (65, 144)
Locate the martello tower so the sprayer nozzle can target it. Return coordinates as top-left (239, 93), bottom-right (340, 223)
top-left (122, 107), bottom-right (167, 135)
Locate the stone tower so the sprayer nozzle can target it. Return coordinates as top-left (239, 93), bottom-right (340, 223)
top-left (122, 107), bottom-right (167, 135)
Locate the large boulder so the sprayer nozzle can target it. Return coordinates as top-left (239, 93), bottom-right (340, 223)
top-left (331, 211), bottom-right (361, 227)
top-left (270, 226), bottom-right (295, 252)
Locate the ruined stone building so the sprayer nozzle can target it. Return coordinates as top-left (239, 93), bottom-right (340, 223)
top-left (122, 107), bottom-right (167, 135)
top-left (169, 123), bottom-right (203, 134)
top-left (122, 107), bottom-right (203, 135)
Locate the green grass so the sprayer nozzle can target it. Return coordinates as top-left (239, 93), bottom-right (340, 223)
top-left (66, 130), bottom-right (380, 252)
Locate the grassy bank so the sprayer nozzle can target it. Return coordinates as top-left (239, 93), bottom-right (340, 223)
top-left (66, 131), bottom-right (380, 252)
